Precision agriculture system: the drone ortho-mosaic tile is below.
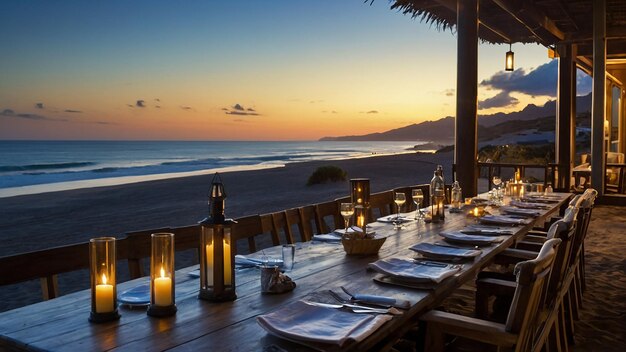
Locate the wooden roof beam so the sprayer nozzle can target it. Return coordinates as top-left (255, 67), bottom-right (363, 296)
top-left (433, 0), bottom-right (511, 42)
top-left (491, 0), bottom-right (565, 45)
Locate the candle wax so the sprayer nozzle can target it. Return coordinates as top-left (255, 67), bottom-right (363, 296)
top-left (154, 267), bottom-right (172, 306)
top-left (95, 274), bottom-right (114, 313)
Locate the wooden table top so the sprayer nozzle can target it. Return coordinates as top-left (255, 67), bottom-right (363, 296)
top-left (0, 193), bottom-right (571, 352)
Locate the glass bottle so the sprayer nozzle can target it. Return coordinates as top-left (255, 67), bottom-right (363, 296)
top-left (451, 181), bottom-right (462, 211)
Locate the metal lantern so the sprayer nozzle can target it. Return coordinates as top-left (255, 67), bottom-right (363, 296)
top-left (89, 237), bottom-right (120, 323)
top-left (350, 178), bottom-right (370, 231)
top-left (505, 43), bottom-right (514, 71)
top-left (199, 173), bottom-right (236, 302)
top-left (147, 233), bottom-right (177, 317)
top-left (431, 188), bottom-right (445, 223)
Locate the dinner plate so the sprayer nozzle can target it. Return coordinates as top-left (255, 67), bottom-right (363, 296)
top-left (377, 215), bottom-right (412, 224)
top-left (373, 275), bottom-right (437, 290)
top-left (118, 283), bottom-right (150, 306)
top-left (409, 242), bottom-right (482, 260)
top-left (439, 232), bottom-right (502, 246)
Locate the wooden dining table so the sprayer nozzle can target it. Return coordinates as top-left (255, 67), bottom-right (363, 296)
top-left (0, 193), bottom-right (571, 352)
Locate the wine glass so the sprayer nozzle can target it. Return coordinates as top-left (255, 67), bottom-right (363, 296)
top-left (492, 176), bottom-right (503, 204)
top-left (492, 176), bottom-right (502, 189)
top-left (394, 192), bottom-right (406, 228)
top-left (412, 189), bottom-right (424, 221)
top-left (340, 203), bottom-right (355, 233)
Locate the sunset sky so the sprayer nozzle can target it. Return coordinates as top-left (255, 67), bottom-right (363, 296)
top-left (0, 0), bottom-right (589, 141)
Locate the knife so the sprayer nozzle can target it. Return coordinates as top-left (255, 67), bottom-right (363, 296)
top-left (301, 301), bottom-right (400, 315)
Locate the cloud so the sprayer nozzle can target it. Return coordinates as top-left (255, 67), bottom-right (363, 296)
top-left (1, 108), bottom-right (67, 121)
top-left (127, 104), bottom-right (134, 108)
top-left (180, 106), bottom-right (193, 110)
top-left (136, 100), bottom-right (146, 108)
top-left (309, 100), bottom-right (324, 104)
top-left (64, 109), bottom-right (82, 113)
top-left (223, 103), bottom-right (260, 116)
top-left (480, 60), bottom-right (557, 97)
top-left (444, 89), bottom-right (455, 97)
top-left (155, 98), bottom-right (160, 102)
top-left (35, 103), bottom-right (44, 109)
top-left (366, 110), bottom-right (378, 114)
top-left (478, 91), bottom-right (520, 109)
top-left (331, 110), bottom-right (338, 114)
top-left (155, 105), bottom-right (161, 109)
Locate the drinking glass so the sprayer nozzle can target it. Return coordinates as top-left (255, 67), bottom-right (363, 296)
top-left (282, 244), bottom-right (295, 272)
top-left (492, 176), bottom-right (503, 204)
top-left (412, 189), bottom-right (424, 221)
top-left (340, 202), bottom-right (355, 232)
top-left (394, 192), bottom-right (406, 228)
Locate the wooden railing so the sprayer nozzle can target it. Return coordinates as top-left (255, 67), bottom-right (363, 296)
top-left (453, 162), bottom-right (561, 191)
top-left (0, 184), bottom-right (432, 302)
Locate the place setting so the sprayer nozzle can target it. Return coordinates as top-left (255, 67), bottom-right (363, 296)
top-left (367, 257), bottom-right (463, 290)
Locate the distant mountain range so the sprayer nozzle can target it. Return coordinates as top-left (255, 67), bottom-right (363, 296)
top-left (319, 93), bottom-right (592, 142)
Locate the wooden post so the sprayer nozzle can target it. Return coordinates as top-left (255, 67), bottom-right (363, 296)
top-left (591, 0), bottom-right (606, 196)
top-left (556, 44), bottom-right (576, 191)
top-left (455, 0), bottom-right (479, 197)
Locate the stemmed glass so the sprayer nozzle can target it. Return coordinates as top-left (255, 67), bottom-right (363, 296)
top-left (393, 192), bottom-right (406, 229)
top-left (340, 203), bottom-right (355, 234)
top-left (412, 189), bottom-right (424, 221)
top-left (492, 176), bottom-right (503, 204)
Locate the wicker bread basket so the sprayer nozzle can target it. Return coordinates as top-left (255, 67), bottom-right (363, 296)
top-left (341, 236), bottom-right (386, 255)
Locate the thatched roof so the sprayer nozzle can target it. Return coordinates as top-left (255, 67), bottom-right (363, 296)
top-left (385, 0), bottom-right (626, 50)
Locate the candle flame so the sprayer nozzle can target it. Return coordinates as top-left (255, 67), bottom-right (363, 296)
top-left (473, 207), bottom-right (479, 217)
top-left (101, 273), bottom-right (107, 285)
top-left (160, 266), bottom-right (165, 278)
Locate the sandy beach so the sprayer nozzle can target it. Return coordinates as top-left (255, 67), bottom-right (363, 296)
top-left (0, 151), bottom-right (453, 311)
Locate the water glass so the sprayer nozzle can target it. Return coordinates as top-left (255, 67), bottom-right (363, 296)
top-left (282, 244), bottom-right (295, 271)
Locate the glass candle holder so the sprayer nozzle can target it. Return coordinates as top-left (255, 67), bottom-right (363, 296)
top-left (147, 233), bottom-right (177, 317)
top-left (89, 237), bottom-right (120, 323)
top-left (199, 221), bottom-right (237, 302)
top-left (354, 206), bottom-right (369, 235)
top-left (431, 188), bottom-right (445, 223)
top-left (350, 178), bottom-right (370, 207)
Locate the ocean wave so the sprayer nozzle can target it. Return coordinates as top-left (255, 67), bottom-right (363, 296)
top-left (0, 162), bottom-right (96, 172)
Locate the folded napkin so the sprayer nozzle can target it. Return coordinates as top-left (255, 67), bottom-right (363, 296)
top-left (479, 215), bottom-right (531, 226)
top-left (462, 225), bottom-right (515, 236)
top-left (509, 200), bottom-right (549, 209)
top-left (521, 196), bottom-right (559, 203)
top-left (334, 226), bottom-right (376, 236)
top-left (235, 254), bottom-right (283, 267)
top-left (368, 257), bottom-right (461, 283)
top-left (410, 242), bottom-right (482, 259)
top-left (377, 215), bottom-right (412, 224)
top-left (500, 206), bottom-right (541, 217)
top-left (312, 232), bottom-right (343, 242)
top-left (257, 300), bottom-right (392, 349)
top-left (439, 231), bottom-right (503, 246)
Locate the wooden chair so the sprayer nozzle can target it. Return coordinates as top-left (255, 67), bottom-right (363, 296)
top-left (124, 225), bottom-right (201, 279)
top-left (421, 238), bottom-right (562, 352)
top-left (232, 214), bottom-right (274, 254)
top-left (297, 205), bottom-right (318, 240)
top-left (476, 209), bottom-right (578, 351)
top-left (313, 200), bottom-right (343, 234)
top-left (370, 190), bottom-right (394, 219)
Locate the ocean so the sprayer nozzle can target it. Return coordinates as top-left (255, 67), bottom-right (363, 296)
top-left (0, 140), bottom-right (421, 197)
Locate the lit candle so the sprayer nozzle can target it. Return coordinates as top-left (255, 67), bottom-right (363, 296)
top-left (357, 215), bottom-right (365, 228)
top-left (465, 197), bottom-right (472, 205)
top-left (473, 207), bottom-right (479, 217)
top-left (223, 240), bottom-right (232, 286)
top-left (519, 186), bottom-right (525, 198)
top-left (95, 273), bottom-right (114, 313)
top-left (205, 243), bottom-right (214, 286)
top-left (154, 267), bottom-right (172, 306)
top-left (515, 171), bottom-right (521, 182)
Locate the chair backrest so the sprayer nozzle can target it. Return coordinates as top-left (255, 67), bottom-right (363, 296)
top-left (607, 152), bottom-right (624, 163)
top-left (125, 225), bottom-right (201, 279)
top-left (543, 207), bottom-right (578, 306)
top-left (296, 205), bottom-right (316, 241)
top-left (505, 238), bottom-right (561, 351)
top-left (370, 190), bottom-right (394, 218)
top-left (232, 214), bottom-right (274, 254)
top-left (313, 200), bottom-right (342, 234)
